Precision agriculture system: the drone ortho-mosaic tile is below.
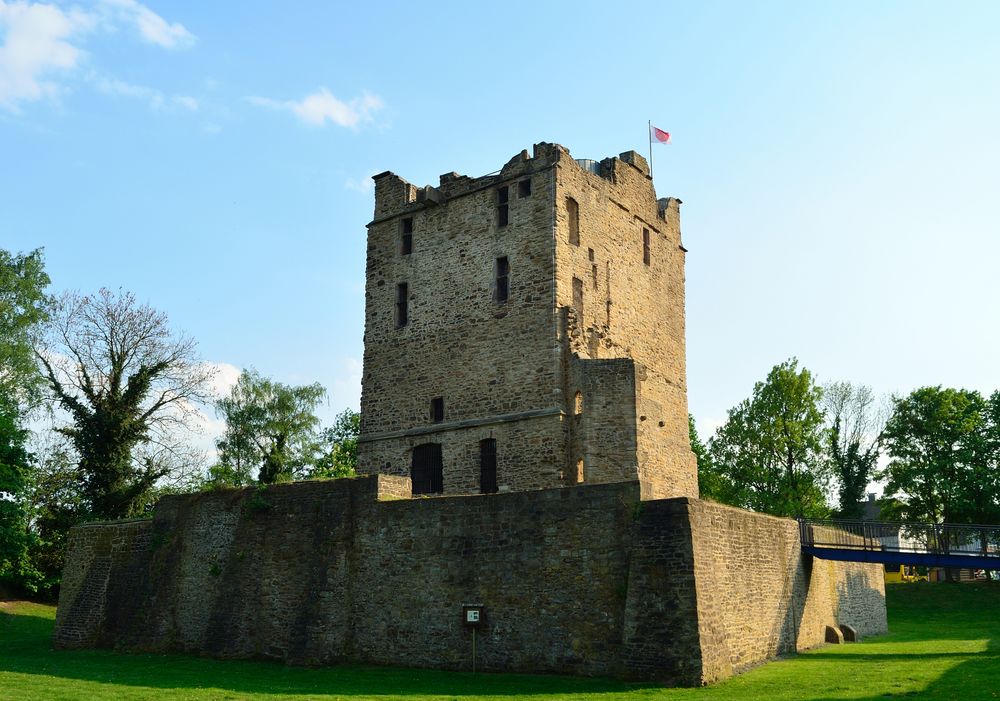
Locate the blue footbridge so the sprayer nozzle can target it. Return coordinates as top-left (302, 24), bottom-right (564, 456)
top-left (799, 519), bottom-right (1000, 570)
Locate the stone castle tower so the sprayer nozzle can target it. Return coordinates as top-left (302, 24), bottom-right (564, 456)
top-left (357, 142), bottom-right (697, 500)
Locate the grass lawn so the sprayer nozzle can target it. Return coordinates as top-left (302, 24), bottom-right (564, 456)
top-left (1, 582), bottom-right (998, 700)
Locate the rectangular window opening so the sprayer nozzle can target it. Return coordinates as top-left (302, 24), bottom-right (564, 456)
top-left (497, 187), bottom-right (509, 228)
top-left (592, 264), bottom-right (599, 290)
top-left (431, 397), bottom-right (444, 423)
top-left (396, 282), bottom-right (408, 328)
top-left (401, 217), bottom-right (413, 255)
top-left (480, 438), bottom-right (498, 494)
top-left (642, 228), bottom-right (651, 266)
top-left (518, 179), bottom-right (531, 197)
top-left (495, 256), bottom-right (509, 302)
top-left (567, 197), bottom-right (579, 246)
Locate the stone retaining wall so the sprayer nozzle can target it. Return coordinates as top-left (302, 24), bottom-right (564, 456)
top-left (55, 476), bottom-right (886, 685)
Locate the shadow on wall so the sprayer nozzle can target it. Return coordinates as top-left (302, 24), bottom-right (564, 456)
top-left (836, 568), bottom-right (888, 639)
top-left (766, 555), bottom-right (888, 660)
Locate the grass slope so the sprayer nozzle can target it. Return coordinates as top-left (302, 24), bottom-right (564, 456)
top-left (0, 583), bottom-right (998, 700)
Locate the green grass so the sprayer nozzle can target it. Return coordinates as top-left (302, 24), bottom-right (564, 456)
top-left (1, 583), bottom-right (998, 700)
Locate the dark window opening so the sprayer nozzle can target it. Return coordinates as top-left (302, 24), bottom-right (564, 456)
top-left (592, 264), bottom-right (598, 290)
top-left (497, 187), bottom-right (509, 227)
top-left (567, 197), bottom-right (579, 246)
top-left (431, 396), bottom-right (444, 423)
top-left (401, 217), bottom-right (413, 255)
top-left (572, 276), bottom-right (584, 316)
top-left (396, 283), bottom-right (408, 328)
top-left (495, 256), bottom-right (509, 302)
top-left (480, 438), bottom-right (498, 494)
top-left (518, 179), bottom-right (531, 197)
top-left (588, 247), bottom-right (595, 261)
top-left (642, 228), bottom-right (651, 266)
top-left (411, 443), bottom-right (443, 495)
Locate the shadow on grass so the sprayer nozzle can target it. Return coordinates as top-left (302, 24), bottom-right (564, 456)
top-left (815, 583), bottom-right (1000, 701)
top-left (816, 638), bottom-right (1000, 701)
top-left (0, 609), bottom-right (650, 698)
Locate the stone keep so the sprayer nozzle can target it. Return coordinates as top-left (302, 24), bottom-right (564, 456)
top-left (358, 142), bottom-right (697, 500)
top-left (53, 141), bottom-right (889, 685)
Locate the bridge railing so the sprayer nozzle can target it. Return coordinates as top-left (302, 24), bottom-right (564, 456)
top-left (799, 519), bottom-right (1000, 559)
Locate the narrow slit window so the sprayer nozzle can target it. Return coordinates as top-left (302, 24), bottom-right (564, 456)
top-left (396, 282), bottom-right (408, 328)
top-left (642, 228), bottom-right (651, 266)
top-left (592, 264), bottom-right (598, 290)
top-left (401, 217), bottom-right (413, 255)
top-left (572, 276), bottom-right (584, 315)
top-left (497, 187), bottom-right (509, 228)
top-left (495, 256), bottom-right (509, 302)
top-left (518, 179), bottom-right (531, 197)
top-left (480, 438), bottom-right (498, 494)
top-left (567, 197), bottom-right (579, 246)
top-left (431, 397), bottom-right (444, 423)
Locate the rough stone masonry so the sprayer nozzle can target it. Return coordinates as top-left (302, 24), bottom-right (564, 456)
top-left (54, 143), bottom-right (887, 685)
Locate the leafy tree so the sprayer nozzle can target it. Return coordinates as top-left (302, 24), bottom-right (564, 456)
top-left (881, 386), bottom-right (997, 524)
top-left (37, 289), bottom-right (213, 520)
top-left (0, 401), bottom-right (39, 591)
top-left (313, 409), bottom-right (360, 479)
top-left (709, 359), bottom-right (829, 518)
top-left (969, 391), bottom-right (1000, 525)
top-left (0, 248), bottom-right (50, 593)
top-left (22, 433), bottom-right (83, 597)
top-left (213, 369), bottom-right (325, 485)
top-left (0, 248), bottom-right (51, 406)
top-left (690, 414), bottom-right (732, 502)
top-left (823, 382), bottom-right (885, 519)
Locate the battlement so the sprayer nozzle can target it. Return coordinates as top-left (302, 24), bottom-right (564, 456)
top-left (370, 142), bottom-right (669, 224)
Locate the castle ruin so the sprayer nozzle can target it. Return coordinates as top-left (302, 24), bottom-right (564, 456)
top-left (359, 143), bottom-right (695, 500)
top-left (53, 143), bottom-right (888, 686)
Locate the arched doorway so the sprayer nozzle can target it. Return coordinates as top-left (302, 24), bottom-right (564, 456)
top-left (411, 443), bottom-right (443, 495)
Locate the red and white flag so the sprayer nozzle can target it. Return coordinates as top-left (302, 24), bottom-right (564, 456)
top-left (649, 124), bottom-right (671, 144)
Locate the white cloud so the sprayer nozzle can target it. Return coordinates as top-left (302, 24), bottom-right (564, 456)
top-left (0, 0), bottom-right (194, 111)
top-left (98, 0), bottom-right (194, 49)
top-left (344, 169), bottom-right (379, 194)
top-left (248, 88), bottom-right (383, 128)
top-left (171, 94), bottom-right (197, 110)
top-left (90, 73), bottom-right (197, 111)
top-left (0, 0), bottom-right (93, 110)
top-left (205, 360), bottom-right (241, 399)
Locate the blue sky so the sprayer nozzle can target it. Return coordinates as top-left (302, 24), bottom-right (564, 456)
top-left (2, 0), bottom-right (999, 443)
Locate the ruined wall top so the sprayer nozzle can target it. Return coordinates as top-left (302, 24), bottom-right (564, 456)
top-left (370, 142), bottom-right (670, 224)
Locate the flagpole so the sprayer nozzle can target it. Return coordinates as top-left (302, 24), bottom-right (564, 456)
top-left (647, 120), bottom-right (653, 179)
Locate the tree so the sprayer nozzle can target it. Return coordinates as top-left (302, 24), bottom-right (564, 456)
top-left (22, 432), bottom-right (83, 596)
top-left (213, 369), bottom-right (325, 485)
top-left (881, 386), bottom-right (997, 524)
top-left (0, 248), bottom-right (50, 592)
top-left (0, 401), bottom-right (38, 591)
top-left (313, 409), bottom-right (360, 479)
top-left (969, 391), bottom-right (1000, 525)
top-left (690, 414), bottom-right (732, 502)
top-left (0, 248), bottom-right (51, 406)
top-left (709, 359), bottom-right (829, 518)
top-left (36, 288), bottom-right (213, 520)
top-left (823, 382), bottom-right (886, 519)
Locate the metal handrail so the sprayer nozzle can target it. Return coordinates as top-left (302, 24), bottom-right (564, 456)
top-left (799, 518), bottom-right (1000, 559)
